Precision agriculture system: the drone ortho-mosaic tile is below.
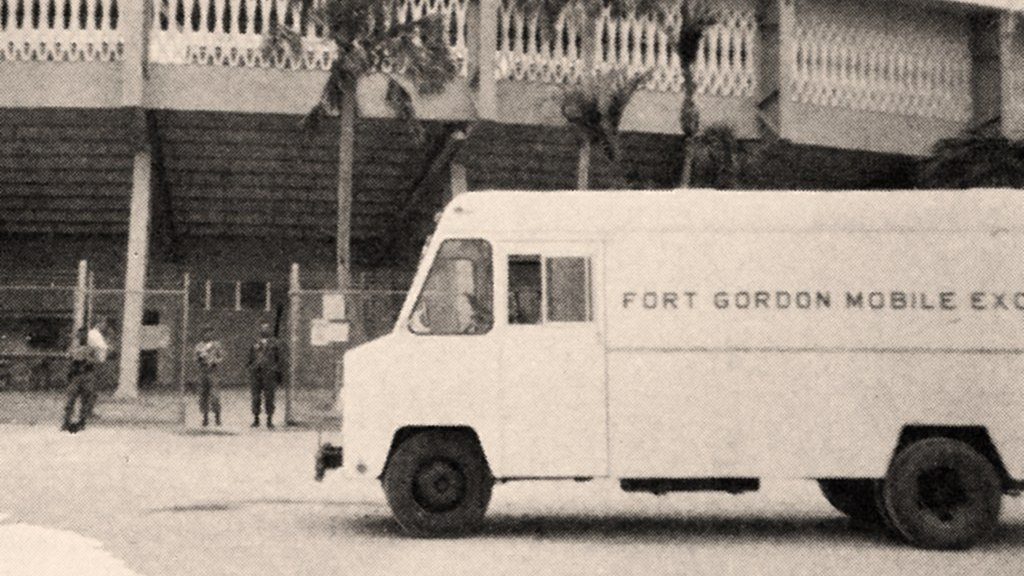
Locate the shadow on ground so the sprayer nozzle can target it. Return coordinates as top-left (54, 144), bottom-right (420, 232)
top-left (147, 498), bottom-right (382, 515)
top-left (175, 428), bottom-right (240, 437)
top-left (341, 513), bottom-right (1024, 549)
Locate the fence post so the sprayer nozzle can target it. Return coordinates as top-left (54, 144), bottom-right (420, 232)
top-left (72, 260), bottom-right (88, 337)
top-left (287, 263), bottom-right (300, 425)
top-left (86, 271), bottom-right (95, 326)
top-left (179, 272), bottom-right (190, 426)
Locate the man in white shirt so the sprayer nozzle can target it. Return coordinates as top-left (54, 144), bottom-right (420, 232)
top-left (86, 319), bottom-right (110, 363)
top-left (194, 327), bottom-right (225, 427)
top-left (61, 317), bottom-right (110, 433)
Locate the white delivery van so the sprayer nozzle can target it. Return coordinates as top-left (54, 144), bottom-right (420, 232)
top-left (315, 189), bottom-right (1024, 549)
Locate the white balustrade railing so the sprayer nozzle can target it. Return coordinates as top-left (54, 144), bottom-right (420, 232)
top-left (150, 0), bottom-right (332, 69)
top-left (0, 0), bottom-right (123, 62)
top-left (496, 0), bottom-right (758, 98)
top-left (149, 0), bottom-right (467, 73)
top-left (495, 0), bottom-right (585, 84)
top-left (0, 0), bottom-right (978, 123)
top-left (792, 22), bottom-right (972, 121)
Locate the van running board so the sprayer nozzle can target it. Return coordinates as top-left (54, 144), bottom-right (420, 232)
top-left (620, 478), bottom-right (760, 495)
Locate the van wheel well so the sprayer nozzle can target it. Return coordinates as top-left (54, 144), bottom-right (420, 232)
top-left (381, 426), bottom-right (489, 479)
top-left (896, 426), bottom-right (1011, 489)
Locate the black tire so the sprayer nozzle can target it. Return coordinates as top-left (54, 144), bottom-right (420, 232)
top-left (819, 479), bottom-right (884, 524)
top-left (382, 430), bottom-right (493, 537)
top-left (880, 437), bottom-right (1002, 549)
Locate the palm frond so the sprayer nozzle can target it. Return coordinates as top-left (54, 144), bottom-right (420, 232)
top-left (920, 136), bottom-right (1024, 188)
top-left (516, 0), bottom-right (577, 30)
top-left (604, 68), bottom-right (654, 133)
top-left (561, 68), bottom-right (652, 162)
top-left (385, 75), bottom-right (426, 142)
top-left (261, 18), bottom-right (304, 63)
top-left (691, 123), bottom-right (739, 189)
top-left (604, 0), bottom-right (671, 23)
top-left (301, 58), bottom-right (357, 130)
top-left (270, 0), bottom-right (459, 133)
top-left (369, 12), bottom-right (458, 95)
top-left (672, 1), bottom-right (717, 64)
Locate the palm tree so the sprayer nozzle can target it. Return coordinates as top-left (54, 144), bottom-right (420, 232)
top-left (267, 0), bottom-right (459, 288)
top-left (690, 123), bottom-right (739, 188)
top-left (518, 0), bottom-right (716, 188)
top-left (667, 0), bottom-right (716, 187)
top-left (919, 135), bottom-right (1024, 188)
top-left (559, 69), bottom-right (653, 188)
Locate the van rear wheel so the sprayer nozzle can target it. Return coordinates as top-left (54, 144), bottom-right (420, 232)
top-left (880, 437), bottom-right (1002, 549)
top-left (818, 479), bottom-right (883, 524)
top-left (383, 430), bottom-right (493, 537)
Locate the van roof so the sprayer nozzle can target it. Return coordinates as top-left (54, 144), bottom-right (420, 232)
top-left (439, 189), bottom-right (1024, 235)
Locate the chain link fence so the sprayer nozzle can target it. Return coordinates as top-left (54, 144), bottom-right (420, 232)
top-left (0, 283), bottom-right (77, 391)
top-left (0, 262), bottom-right (187, 417)
top-left (0, 260), bottom-right (415, 426)
top-left (285, 268), bottom-right (412, 419)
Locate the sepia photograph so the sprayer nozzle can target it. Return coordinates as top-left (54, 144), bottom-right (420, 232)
top-left (2, 0), bottom-right (1024, 574)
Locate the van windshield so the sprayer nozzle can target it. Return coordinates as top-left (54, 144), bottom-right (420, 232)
top-left (409, 239), bottom-right (493, 335)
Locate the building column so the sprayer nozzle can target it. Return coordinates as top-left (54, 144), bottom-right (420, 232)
top-left (116, 0), bottom-right (150, 399)
top-left (475, 0), bottom-right (499, 121)
top-left (1000, 13), bottom-right (1024, 138)
top-left (72, 260), bottom-right (88, 337)
top-left (756, 0), bottom-right (796, 140)
top-left (969, 13), bottom-right (1002, 133)
top-left (450, 162), bottom-right (468, 199)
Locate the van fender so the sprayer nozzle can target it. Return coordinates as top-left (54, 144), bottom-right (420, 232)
top-left (894, 426), bottom-right (1022, 489)
top-left (379, 425), bottom-right (499, 479)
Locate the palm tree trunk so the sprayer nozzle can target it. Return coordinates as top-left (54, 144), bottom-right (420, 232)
top-left (577, 15), bottom-right (598, 192)
top-left (678, 62), bottom-right (698, 188)
top-left (679, 138), bottom-right (695, 189)
top-left (337, 79), bottom-right (357, 290)
top-left (577, 139), bottom-right (591, 190)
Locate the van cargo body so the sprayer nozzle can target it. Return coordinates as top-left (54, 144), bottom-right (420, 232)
top-left (318, 189), bottom-right (1024, 548)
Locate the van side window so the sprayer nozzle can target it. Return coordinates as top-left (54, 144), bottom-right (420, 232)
top-left (508, 255), bottom-right (542, 325)
top-left (546, 257), bottom-right (592, 322)
top-left (409, 239), bottom-right (493, 335)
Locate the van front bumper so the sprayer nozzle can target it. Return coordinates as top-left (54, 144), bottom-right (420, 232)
top-left (314, 444), bottom-right (344, 481)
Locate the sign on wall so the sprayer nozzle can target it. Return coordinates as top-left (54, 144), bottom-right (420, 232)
top-left (322, 294), bottom-right (347, 321)
top-left (311, 318), bottom-right (349, 346)
top-left (140, 325), bottom-right (170, 350)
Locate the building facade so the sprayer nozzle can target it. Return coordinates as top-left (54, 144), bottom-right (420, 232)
top-left (1, 0), bottom-right (1022, 390)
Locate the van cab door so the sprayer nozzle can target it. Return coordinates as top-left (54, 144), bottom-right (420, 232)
top-left (496, 241), bottom-right (607, 477)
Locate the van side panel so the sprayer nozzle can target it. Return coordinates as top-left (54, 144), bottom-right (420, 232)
top-left (608, 352), bottom-right (1024, 478)
top-left (605, 233), bottom-right (1024, 480)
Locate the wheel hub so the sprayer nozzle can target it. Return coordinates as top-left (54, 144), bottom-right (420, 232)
top-left (412, 459), bottom-right (467, 513)
top-left (917, 466), bottom-right (970, 523)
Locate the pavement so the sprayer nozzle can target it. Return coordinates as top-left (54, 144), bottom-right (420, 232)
top-left (1, 410), bottom-right (1024, 576)
top-left (0, 388), bottom-right (340, 431)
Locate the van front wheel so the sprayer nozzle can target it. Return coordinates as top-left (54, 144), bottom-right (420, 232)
top-left (383, 430), bottom-right (493, 537)
top-left (881, 438), bottom-right (1001, 549)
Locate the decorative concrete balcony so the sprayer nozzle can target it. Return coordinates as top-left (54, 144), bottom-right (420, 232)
top-left (1, 0), bottom-right (1022, 155)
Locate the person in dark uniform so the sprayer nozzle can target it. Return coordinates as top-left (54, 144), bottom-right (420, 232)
top-left (248, 323), bottom-right (282, 429)
top-left (61, 317), bottom-right (109, 433)
top-left (194, 327), bottom-right (225, 427)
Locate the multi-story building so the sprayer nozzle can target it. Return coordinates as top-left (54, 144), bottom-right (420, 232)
top-left (1, 0), bottom-right (1021, 392)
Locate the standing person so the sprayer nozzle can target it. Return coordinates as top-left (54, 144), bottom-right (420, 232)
top-left (83, 317), bottom-right (110, 420)
top-left (194, 327), bottom-right (225, 427)
top-left (61, 317), bottom-right (109, 433)
top-left (248, 323), bottom-right (282, 429)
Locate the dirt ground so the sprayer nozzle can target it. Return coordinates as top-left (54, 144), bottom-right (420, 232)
top-left (1, 420), bottom-right (1023, 576)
